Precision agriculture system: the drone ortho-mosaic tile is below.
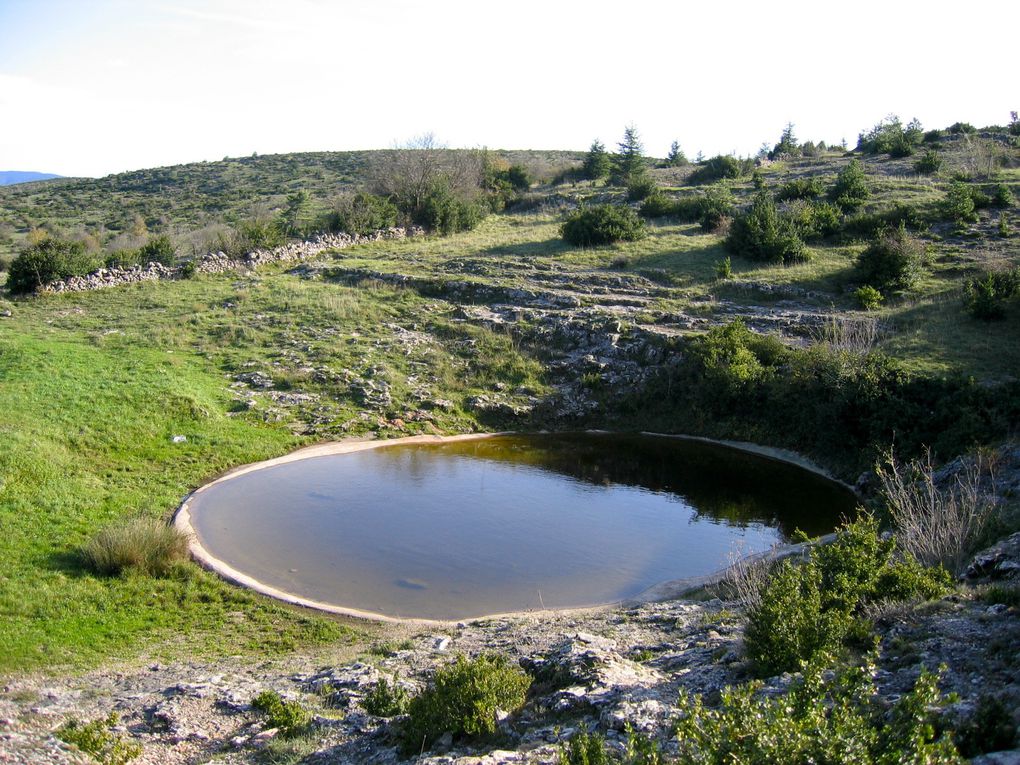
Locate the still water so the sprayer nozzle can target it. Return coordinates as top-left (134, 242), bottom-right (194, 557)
top-left (187, 433), bottom-right (857, 620)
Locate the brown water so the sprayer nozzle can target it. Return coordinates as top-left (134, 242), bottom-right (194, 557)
top-left (187, 433), bottom-right (857, 620)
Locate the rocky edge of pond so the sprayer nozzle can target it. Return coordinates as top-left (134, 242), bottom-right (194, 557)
top-left (2, 528), bottom-right (1018, 765)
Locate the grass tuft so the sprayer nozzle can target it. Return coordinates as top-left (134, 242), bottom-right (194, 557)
top-left (83, 517), bottom-right (190, 577)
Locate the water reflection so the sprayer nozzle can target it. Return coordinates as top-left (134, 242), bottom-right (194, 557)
top-left (188, 433), bottom-right (856, 620)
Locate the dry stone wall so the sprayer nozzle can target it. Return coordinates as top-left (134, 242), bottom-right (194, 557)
top-left (39, 227), bottom-right (424, 294)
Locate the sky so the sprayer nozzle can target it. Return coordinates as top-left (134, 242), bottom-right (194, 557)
top-left (1, 0), bottom-right (1017, 178)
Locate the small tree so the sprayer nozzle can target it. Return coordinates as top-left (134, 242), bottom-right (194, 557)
top-left (611, 124), bottom-right (647, 186)
top-left (831, 159), bottom-right (870, 210)
top-left (582, 139), bottom-right (611, 181)
top-left (856, 225), bottom-right (927, 292)
top-left (665, 140), bottom-right (688, 167)
top-left (725, 192), bottom-right (807, 264)
top-left (770, 122), bottom-right (799, 159)
top-left (561, 204), bottom-right (646, 247)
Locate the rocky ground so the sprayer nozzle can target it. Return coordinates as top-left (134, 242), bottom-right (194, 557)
top-left (3, 531), bottom-right (1018, 764)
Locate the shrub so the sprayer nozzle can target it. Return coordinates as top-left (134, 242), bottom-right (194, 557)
top-left (991, 183), bottom-right (1015, 207)
top-left (362, 676), bottom-right (411, 717)
top-left (638, 193), bottom-right (676, 219)
top-left (83, 517), bottom-right (189, 577)
top-left (830, 159), bottom-right (870, 211)
top-left (178, 260), bottom-right (197, 279)
top-left (857, 116), bottom-right (924, 156)
top-left (715, 257), bottom-right (732, 280)
top-left (954, 695), bottom-right (1017, 758)
top-left (558, 730), bottom-right (610, 765)
top-left (57, 712), bottom-right (142, 765)
top-left (675, 656), bottom-right (962, 764)
top-left (855, 225), bottom-right (926, 292)
top-left (788, 200), bottom-right (842, 241)
top-left (251, 690), bottom-right (311, 737)
top-left (855, 285), bottom-right (884, 311)
top-left (964, 268), bottom-right (1020, 319)
top-left (915, 149), bottom-right (943, 175)
top-left (402, 654), bottom-right (531, 753)
top-left (725, 192), bottom-right (808, 264)
top-left (626, 176), bottom-right (656, 201)
top-left (582, 139), bottom-right (612, 181)
top-left (840, 203), bottom-right (924, 241)
top-left (137, 234), bottom-right (177, 266)
top-left (326, 192), bottom-right (399, 235)
top-left (104, 250), bottom-right (142, 269)
top-left (7, 238), bottom-right (100, 294)
top-left (689, 154), bottom-right (748, 184)
top-left (1000, 212), bottom-right (1012, 238)
top-left (561, 205), bottom-right (645, 247)
top-left (948, 121), bottom-right (976, 135)
top-left (776, 177), bottom-right (823, 201)
top-left (744, 516), bottom-right (950, 674)
top-left (941, 181), bottom-right (978, 229)
top-left (418, 183), bottom-right (487, 235)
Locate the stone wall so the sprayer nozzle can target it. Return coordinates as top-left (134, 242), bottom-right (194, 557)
top-left (39, 227), bottom-right (424, 294)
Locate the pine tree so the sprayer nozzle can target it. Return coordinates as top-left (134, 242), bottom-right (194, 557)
top-left (612, 125), bottom-right (646, 186)
top-left (666, 140), bottom-right (688, 167)
top-left (582, 139), bottom-right (611, 181)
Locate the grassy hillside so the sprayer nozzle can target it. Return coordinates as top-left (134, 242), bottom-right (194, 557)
top-left (0, 121), bottom-right (1018, 673)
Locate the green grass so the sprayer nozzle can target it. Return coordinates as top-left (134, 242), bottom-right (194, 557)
top-left (0, 267), bottom-right (551, 672)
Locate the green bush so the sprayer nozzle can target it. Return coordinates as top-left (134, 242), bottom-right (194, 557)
top-left (954, 695), bottom-right (1017, 758)
top-left (844, 202), bottom-right (926, 241)
top-left (830, 159), bottom-right (870, 211)
top-left (7, 238), bottom-right (100, 294)
top-left (1000, 212), bottom-right (1012, 238)
top-left (942, 181), bottom-right (979, 229)
top-left (251, 690), bottom-right (311, 737)
top-left (775, 177), bottom-right (823, 201)
top-left (855, 285), bottom-right (884, 311)
top-left (326, 192), bottom-right (399, 235)
top-left (178, 260), bottom-right (197, 279)
top-left (582, 139), bottom-right (611, 181)
top-left (626, 176), bottom-right (656, 201)
top-left (402, 654), bottom-right (531, 753)
top-left (948, 121), bottom-right (976, 135)
top-left (83, 517), bottom-right (190, 577)
top-left (915, 149), bottom-right (943, 175)
top-left (561, 205), bottom-right (646, 247)
top-left (418, 183), bottom-right (487, 235)
top-left (639, 193), bottom-right (676, 219)
top-left (964, 268), bottom-right (1020, 320)
top-left (57, 712), bottom-right (142, 765)
top-left (856, 225), bottom-right (927, 292)
top-left (991, 183), bottom-right (1015, 208)
top-left (362, 676), bottom-right (411, 717)
top-left (788, 200), bottom-right (842, 241)
top-left (689, 155), bottom-right (748, 184)
top-left (104, 250), bottom-right (142, 269)
top-left (675, 656), bottom-right (962, 764)
top-left (744, 516), bottom-right (950, 675)
top-left (558, 730), bottom-right (610, 765)
top-left (857, 116), bottom-right (924, 156)
top-left (715, 257), bottom-right (732, 280)
top-left (137, 234), bottom-right (177, 266)
top-left (725, 192), bottom-right (808, 264)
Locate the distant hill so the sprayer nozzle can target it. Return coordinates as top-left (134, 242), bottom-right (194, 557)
top-left (0, 171), bottom-right (63, 186)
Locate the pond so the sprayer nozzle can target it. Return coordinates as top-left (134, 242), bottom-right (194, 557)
top-left (182, 433), bottom-right (857, 621)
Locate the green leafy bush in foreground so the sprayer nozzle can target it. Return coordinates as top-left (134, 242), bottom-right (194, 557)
top-left (675, 655), bottom-right (962, 764)
top-left (83, 517), bottom-right (190, 577)
top-left (7, 238), bottom-right (100, 293)
top-left (964, 267), bottom-right (1020, 320)
top-left (402, 654), bottom-right (531, 754)
top-left (561, 205), bottom-right (645, 247)
top-left (362, 676), bottom-right (411, 717)
top-left (57, 712), bottom-right (142, 765)
top-left (745, 516), bottom-right (950, 675)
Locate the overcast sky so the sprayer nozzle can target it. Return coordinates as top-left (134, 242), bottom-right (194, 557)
top-left (1, 0), bottom-right (1016, 178)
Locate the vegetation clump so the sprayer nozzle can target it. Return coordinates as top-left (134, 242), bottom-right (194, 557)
top-left (57, 712), bottom-right (142, 765)
top-left (688, 154), bottom-right (749, 185)
top-left (326, 192), bottom-right (398, 235)
top-left (362, 676), bottom-right (411, 717)
top-left (855, 225), bottom-right (927, 292)
top-left (724, 192), bottom-right (807, 263)
top-left (561, 205), bottom-right (645, 247)
top-left (7, 238), bottom-right (99, 293)
top-left (964, 267), bottom-right (1020, 320)
top-left (830, 159), bottom-right (870, 210)
top-left (83, 517), bottom-right (190, 577)
top-left (251, 689), bottom-right (312, 737)
top-left (743, 516), bottom-right (950, 675)
top-left (401, 654), bottom-right (531, 753)
top-left (675, 656), bottom-right (962, 764)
